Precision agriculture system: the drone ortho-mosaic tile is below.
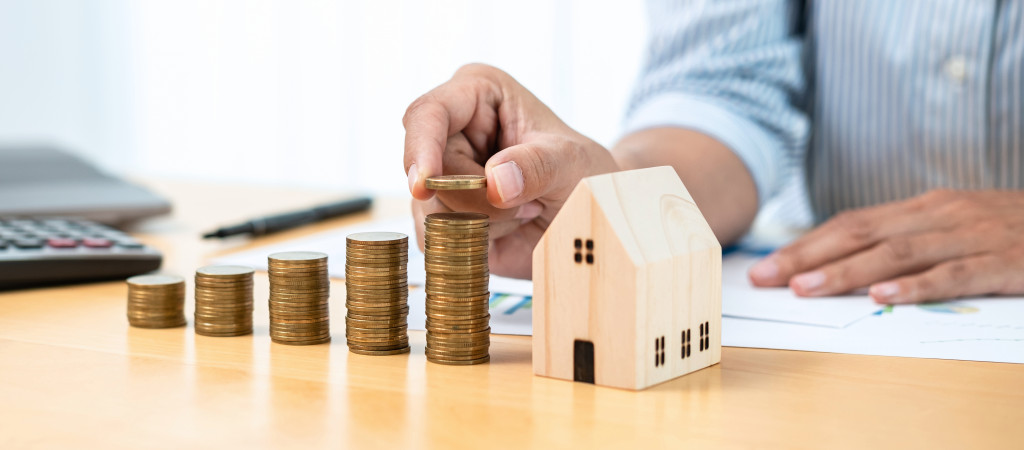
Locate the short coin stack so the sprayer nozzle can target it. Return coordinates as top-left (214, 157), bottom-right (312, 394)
top-left (268, 251), bottom-right (331, 345)
top-left (193, 265), bottom-right (254, 337)
top-left (423, 212), bottom-right (491, 365)
top-left (344, 232), bottom-right (410, 355)
top-left (126, 274), bottom-right (187, 328)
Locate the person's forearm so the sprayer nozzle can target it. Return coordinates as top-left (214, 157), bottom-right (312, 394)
top-left (611, 127), bottom-right (759, 245)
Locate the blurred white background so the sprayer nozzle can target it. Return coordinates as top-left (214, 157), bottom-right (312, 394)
top-left (0, 0), bottom-right (647, 195)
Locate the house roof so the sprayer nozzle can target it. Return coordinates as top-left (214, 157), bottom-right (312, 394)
top-left (582, 166), bottom-right (720, 266)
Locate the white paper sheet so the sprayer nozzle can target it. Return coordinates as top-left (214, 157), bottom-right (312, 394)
top-left (723, 299), bottom-right (1024, 364)
top-left (212, 217), bottom-right (534, 296)
top-left (722, 255), bottom-right (882, 328)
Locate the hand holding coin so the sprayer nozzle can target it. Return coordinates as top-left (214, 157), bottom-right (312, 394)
top-left (404, 65), bottom-right (620, 279)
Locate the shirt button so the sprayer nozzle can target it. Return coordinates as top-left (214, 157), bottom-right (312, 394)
top-left (945, 56), bottom-right (968, 83)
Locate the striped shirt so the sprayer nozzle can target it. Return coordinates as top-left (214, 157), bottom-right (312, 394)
top-left (624, 0), bottom-right (1024, 224)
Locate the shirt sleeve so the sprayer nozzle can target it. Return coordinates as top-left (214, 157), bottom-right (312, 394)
top-left (624, 0), bottom-right (809, 206)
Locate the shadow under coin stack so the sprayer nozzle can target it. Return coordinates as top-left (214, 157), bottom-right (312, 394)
top-left (268, 251), bottom-right (331, 345)
top-left (126, 274), bottom-right (187, 328)
top-left (193, 265), bottom-right (254, 337)
top-left (424, 212), bottom-right (491, 365)
top-left (344, 232), bottom-right (410, 355)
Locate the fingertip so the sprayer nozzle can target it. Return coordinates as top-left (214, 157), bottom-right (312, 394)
top-left (790, 271), bottom-right (826, 296)
top-left (789, 280), bottom-right (813, 297)
top-left (869, 281), bottom-right (901, 304)
top-left (412, 189), bottom-right (436, 201)
top-left (514, 201), bottom-right (543, 221)
top-left (407, 164), bottom-right (439, 201)
top-left (407, 163), bottom-right (420, 194)
top-left (486, 160), bottom-right (525, 206)
top-left (748, 256), bottom-right (781, 286)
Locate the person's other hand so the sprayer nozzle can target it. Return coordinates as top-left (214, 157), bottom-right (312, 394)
top-left (403, 64), bottom-right (619, 279)
top-left (748, 190), bottom-right (1024, 304)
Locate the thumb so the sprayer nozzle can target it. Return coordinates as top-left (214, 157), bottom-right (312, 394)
top-left (484, 141), bottom-right (583, 209)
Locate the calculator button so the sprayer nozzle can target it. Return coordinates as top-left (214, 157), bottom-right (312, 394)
top-left (13, 239), bottom-right (45, 249)
top-left (82, 238), bottom-right (113, 248)
top-left (42, 219), bottom-right (73, 227)
top-left (47, 238), bottom-right (79, 248)
top-left (115, 240), bottom-right (144, 249)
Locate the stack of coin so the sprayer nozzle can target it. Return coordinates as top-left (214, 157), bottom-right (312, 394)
top-left (193, 265), bottom-right (254, 337)
top-left (268, 251), bottom-right (331, 345)
top-left (423, 212), bottom-right (491, 365)
top-left (126, 274), bottom-right (187, 328)
top-left (345, 232), bottom-right (410, 355)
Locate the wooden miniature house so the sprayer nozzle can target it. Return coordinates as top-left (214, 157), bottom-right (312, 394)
top-left (532, 166), bottom-right (722, 390)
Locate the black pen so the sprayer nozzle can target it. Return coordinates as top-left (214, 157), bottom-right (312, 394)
top-left (202, 196), bottom-right (373, 239)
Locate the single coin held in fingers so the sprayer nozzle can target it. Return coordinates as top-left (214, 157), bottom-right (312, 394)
top-left (425, 175), bottom-right (487, 190)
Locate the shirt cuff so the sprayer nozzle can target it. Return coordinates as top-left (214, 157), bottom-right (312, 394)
top-left (623, 92), bottom-right (782, 206)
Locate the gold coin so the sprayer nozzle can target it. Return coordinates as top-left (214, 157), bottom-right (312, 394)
top-left (425, 311), bottom-right (491, 321)
top-left (422, 247), bottom-right (489, 256)
top-left (127, 274), bottom-right (185, 287)
top-left (345, 248), bottom-right (407, 256)
top-left (344, 263), bottom-right (406, 272)
top-left (272, 337), bottom-right (331, 346)
top-left (346, 327), bottom-right (408, 336)
top-left (268, 250), bottom-right (328, 261)
top-left (127, 318), bottom-right (187, 328)
top-left (424, 175), bottom-right (486, 190)
top-left (348, 347), bottom-right (410, 356)
top-left (346, 305), bottom-right (409, 314)
top-left (267, 268), bottom-right (327, 275)
top-left (350, 344), bottom-right (409, 350)
top-left (346, 319), bottom-right (408, 328)
top-left (423, 235), bottom-right (486, 243)
top-left (426, 355), bottom-right (490, 365)
top-left (346, 231), bottom-right (408, 244)
top-left (425, 344), bottom-right (490, 354)
top-left (425, 324), bottom-right (491, 334)
top-left (196, 264), bottom-right (254, 277)
top-left (425, 211), bottom-right (488, 223)
top-left (345, 292), bottom-right (409, 301)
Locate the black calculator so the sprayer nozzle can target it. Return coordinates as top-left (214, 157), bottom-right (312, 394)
top-left (0, 218), bottom-right (162, 289)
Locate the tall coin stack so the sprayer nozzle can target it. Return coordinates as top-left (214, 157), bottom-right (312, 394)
top-left (344, 232), bottom-right (410, 355)
top-left (126, 274), bottom-right (187, 328)
top-left (424, 212), bottom-right (491, 365)
top-left (268, 251), bottom-right (331, 345)
top-left (193, 265), bottom-right (254, 337)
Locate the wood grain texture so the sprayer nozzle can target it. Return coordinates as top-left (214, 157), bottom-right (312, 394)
top-left (533, 167), bottom-right (721, 390)
top-left (1, 179), bottom-right (1022, 448)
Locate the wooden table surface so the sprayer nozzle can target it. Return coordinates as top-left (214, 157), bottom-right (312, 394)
top-left (2, 180), bottom-right (1022, 449)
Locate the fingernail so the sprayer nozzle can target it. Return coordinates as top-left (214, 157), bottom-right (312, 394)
top-left (492, 161), bottom-right (524, 203)
top-left (870, 282), bottom-right (900, 303)
top-left (407, 163), bottom-right (419, 193)
top-left (792, 271), bottom-right (826, 293)
top-left (515, 201), bottom-right (543, 220)
top-left (749, 257), bottom-right (779, 282)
